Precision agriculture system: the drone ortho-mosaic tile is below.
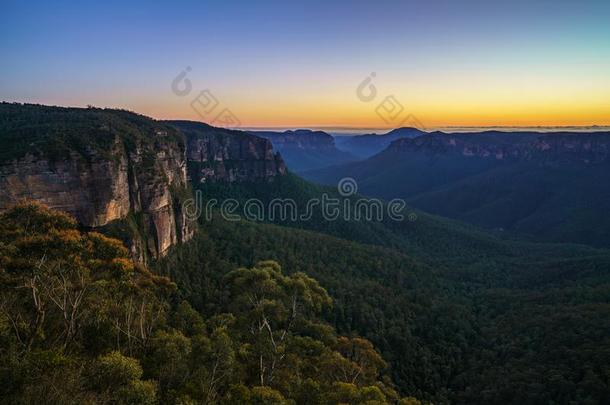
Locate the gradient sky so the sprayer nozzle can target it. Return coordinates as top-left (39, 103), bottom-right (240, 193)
top-left (2, 0), bottom-right (610, 128)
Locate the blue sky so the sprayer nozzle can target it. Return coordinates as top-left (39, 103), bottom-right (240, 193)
top-left (2, 0), bottom-right (609, 127)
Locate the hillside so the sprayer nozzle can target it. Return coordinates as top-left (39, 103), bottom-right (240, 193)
top-left (306, 130), bottom-right (610, 248)
top-left (181, 170), bottom-right (610, 403)
top-left (0, 105), bottom-right (289, 260)
top-left (167, 121), bottom-right (287, 182)
top-left (0, 203), bottom-right (411, 404)
top-left (157, 197), bottom-right (610, 404)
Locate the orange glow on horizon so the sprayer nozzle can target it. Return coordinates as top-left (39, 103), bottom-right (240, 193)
top-left (142, 102), bottom-right (610, 130)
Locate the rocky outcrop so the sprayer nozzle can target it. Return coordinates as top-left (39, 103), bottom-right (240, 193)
top-left (0, 148), bottom-right (129, 227)
top-left (0, 107), bottom-right (290, 261)
top-left (0, 133), bottom-right (195, 259)
top-left (0, 104), bottom-right (196, 260)
top-left (532, 134), bottom-right (610, 164)
top-left (167, 121), bottom-right (287, 183)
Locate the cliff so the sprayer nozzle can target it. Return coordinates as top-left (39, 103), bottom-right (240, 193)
top-left (167, 121), bottom-right (287, 182)
top-left (0, 105), bottom-right (289, 261)
top-left (248, 129), bottom-right (356, 172)
top-left (0, 103), bottom-right (196, 260)
top-left (388, 131), bottom-right (610, 164)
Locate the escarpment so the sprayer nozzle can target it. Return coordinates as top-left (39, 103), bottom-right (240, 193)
top-left (388, 131), bottom-right (610, 164)
top-left (167, 120), bottom-right (287, 183)
top-left (0, 104), bottom-right (288, 260)
top-left (249, 129), bottom-right (338, 152)
top-left (0, 104), bottom-right (196, 260)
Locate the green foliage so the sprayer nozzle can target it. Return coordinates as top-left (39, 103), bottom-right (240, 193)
top-left (155, 200), bottom-right (610, 403)
top-left (92, 351), bottom-right (144, 388)
top-left (117, 380), bottom-right (158, 405)
top-left (223, 384), bottom-right (290, 405)
top-left (0, 102), bottom-right (183, 164)
top-left (1, 203), bottom-right (404, 404)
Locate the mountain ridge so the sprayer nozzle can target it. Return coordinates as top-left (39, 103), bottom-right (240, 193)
top-left (305, 129), bottom-right (610, 247)
top-left (249, 128), bottom-right (356, 172)
top-left (334, 126), bottom-right (426, 158)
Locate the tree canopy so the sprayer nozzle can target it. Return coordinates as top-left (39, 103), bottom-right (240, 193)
top-left (0, 203), bottom-right (419, 404)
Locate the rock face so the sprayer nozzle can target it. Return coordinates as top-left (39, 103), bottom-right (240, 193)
top-left (167, 121), bottom-right (287, 183)
top-left (0, 104), bottom-right (196, 260)
top-left (0, 135), bottom-right (194, 259)
top-left (531, 134), bottom-right (610, 164)
top-left (0, 106), bottom-right (289, 260)
top-left (0, 148), bottom-right (130, 227)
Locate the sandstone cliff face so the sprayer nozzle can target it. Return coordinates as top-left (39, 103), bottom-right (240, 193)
top-left (532, 134), bottom-right (610, 164)
top-left (0, 106), bottom-right (196, 260)
top-left (0, 136), bottom-right (194, 259)
top-left (168, 121), bottom-right (287, 183)
top-left (389, 132), bottom-right (610, 164)
top-left (0, 106), bottom-right (290, 261)
top-left (0, 146), bottom-right (130, 227)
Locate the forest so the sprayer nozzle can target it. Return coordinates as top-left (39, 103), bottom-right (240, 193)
top-left (0, 203), bottom-right (421, 404)
top-left (149, 175), bottom-right (610, 404)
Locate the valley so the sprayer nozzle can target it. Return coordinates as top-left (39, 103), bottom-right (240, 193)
top-left (1, 103), bottom-right (609, 403)
top-left (306, 130), bottom-right (610, 248)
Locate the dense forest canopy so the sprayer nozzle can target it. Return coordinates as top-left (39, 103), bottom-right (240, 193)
top-left (0, 203), bottom-right (420, 404)
top-left (155, 212), bottom-right (610, 404)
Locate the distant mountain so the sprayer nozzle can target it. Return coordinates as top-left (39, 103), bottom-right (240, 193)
top-left (248, 129), bottom-right (356, 172)
top-left (305, 130), bottom-right (610, 248)
top-left (334, 127), bottom-right (426, 158)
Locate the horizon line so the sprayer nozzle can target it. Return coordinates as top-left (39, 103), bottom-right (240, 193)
top-left (4, 101), bottom-right (610, 132)
top-left (241, 125), bottom-right (610, 135)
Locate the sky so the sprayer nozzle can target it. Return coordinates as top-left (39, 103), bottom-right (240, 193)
top-left (2, 0), bottom-right (610, 129)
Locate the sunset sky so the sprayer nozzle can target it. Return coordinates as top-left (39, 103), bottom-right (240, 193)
top-left (2, 0), bottom-right (610, 128)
